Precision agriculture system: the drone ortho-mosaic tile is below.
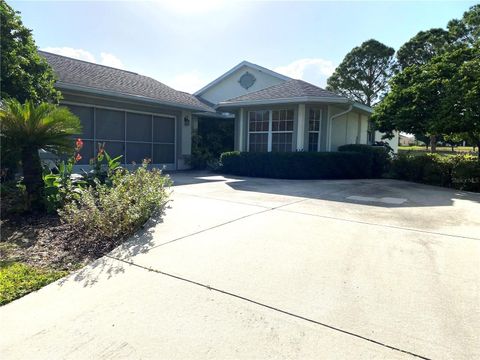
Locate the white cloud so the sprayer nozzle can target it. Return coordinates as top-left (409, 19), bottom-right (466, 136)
top-left (41, 47), bottom-right (96, 62)
top-left (41, 47), bottom-right (124, 69)
top-left (99, 52), bottom-right (124, 69)
top-left (275, 58), bottom-right (336, 87)
top-left (168, 70), bottom-right (208, 93)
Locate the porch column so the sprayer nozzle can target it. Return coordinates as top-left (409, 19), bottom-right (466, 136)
top-left (178, 111), bottom-right (192, 170)
top-left (239, 108), bottom-right (245, 151)
top-left (181, 111), bottom-right (192, 156)
top-left (296, 104), bottom-right (306, 151)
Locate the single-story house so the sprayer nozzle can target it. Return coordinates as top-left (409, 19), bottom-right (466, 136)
top-left (41, 52), bottom-right (397, 170)
top-left (399, 133), bottom-right (416, 146)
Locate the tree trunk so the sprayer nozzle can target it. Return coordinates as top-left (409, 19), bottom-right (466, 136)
top-left (21, 147), bottom-right (45, 211)
top-left (430, 135), bottom-right (437, 153)
top-left (477, 141), bottom-right (480, 161)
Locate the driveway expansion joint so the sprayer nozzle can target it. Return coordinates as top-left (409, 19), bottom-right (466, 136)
top-left (148, 197), bottom-right (309, 251)
top-left (176, 190), bottom-right (480, 241)
top-left (106, 254), bottom-right (432, 360)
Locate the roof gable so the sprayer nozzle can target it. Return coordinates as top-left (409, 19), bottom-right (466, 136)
top-left (40, 51), bottom-right (214, 112)
top-left (218, 79), bottom-right (343, 104)
top-left (193, 61), bottom-right (291, 105)
top-left (194, 61), bottom-right (290, 96)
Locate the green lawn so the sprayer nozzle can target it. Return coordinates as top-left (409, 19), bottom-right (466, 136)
top-left (0, 261), bottom-right (67, 306)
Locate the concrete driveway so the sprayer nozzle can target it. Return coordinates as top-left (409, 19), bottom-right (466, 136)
top-left (1, 172), bottom-right (479, 360)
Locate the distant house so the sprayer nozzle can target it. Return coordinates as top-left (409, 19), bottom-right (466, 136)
top-left (399, 133), bottom-right (416, 146)
top-left (41, 53), bottom-right (398, 170)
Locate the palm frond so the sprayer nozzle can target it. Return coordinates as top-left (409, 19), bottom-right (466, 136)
top-left (0, 99), bottom-right (82, 155)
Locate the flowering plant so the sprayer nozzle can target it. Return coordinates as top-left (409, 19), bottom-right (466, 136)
top-left (42, 139), bottom-right (86, 212)
top-left (82, 142), bottom-right (123, 187)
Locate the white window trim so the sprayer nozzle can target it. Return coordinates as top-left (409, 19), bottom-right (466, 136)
top-left (308, 108), bottom-right (322, 152)
top-left (247, 109), bottom-right (294, 152)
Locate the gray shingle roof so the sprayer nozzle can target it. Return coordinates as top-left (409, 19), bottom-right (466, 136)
top-left (218, 79), bottom-right (345, 106)
top-left (39, 51), bottom-right (214, 112)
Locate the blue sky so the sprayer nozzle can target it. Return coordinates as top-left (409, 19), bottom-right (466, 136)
top-left (11, 0), bottom-right (478, 92)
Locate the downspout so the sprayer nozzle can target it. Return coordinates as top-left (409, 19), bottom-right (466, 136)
top-left (328, 104), bottom-right (353, 151)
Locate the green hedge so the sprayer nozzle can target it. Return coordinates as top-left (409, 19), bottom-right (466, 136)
top-left (219, 151), bottom-right (374, 179)
top-left (389, 153), bottom-right (480, 192)
top-left (338, 144), bottom-right (390, 178)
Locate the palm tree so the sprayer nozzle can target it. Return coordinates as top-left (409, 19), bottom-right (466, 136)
top-left (0, 99), bottom-right (81, 210)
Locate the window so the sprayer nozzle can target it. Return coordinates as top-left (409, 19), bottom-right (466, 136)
top-left (248, 109), bottom-right (294, 152)
top-left (271, 110), bottom-right (293, 152)
top-left (367, 120), bottom-right (375, 144)
top-left (248, 110), bottom-right (269, 152)
top-left (308, 108), bottom-right (321, 152)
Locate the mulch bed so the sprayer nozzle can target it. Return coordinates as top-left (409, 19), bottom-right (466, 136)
top-left (1, 213), bottom-right (121, 271)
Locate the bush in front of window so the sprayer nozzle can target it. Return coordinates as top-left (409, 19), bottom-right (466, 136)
top-left (219, 151), bottom-right (374, 179)
top-left (338, 144), bottom-right (391, 178)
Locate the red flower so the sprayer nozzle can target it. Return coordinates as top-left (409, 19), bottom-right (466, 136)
top-left (75, 153), bottom-right (82, 162)
top-left (75, 138), bottom-right (84, 150)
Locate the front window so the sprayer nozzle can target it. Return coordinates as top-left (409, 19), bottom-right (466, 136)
top-left (271, 109), bottom-right (293, 152)
top-left (248, 110), bottom-right (269, 152)
top-left (367, 120), bottom-right (375, 144)
top-left (248, 109), bottom-right (294, 152)
top-left (308, 108), bottom-right (321, 152)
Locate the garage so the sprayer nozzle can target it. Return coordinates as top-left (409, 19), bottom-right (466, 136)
top-left (67, 104), bottom-right (176, 167)
top-left (39, 50), bottom-right (215, 171)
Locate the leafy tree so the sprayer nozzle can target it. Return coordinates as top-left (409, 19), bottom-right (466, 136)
top-left (414, 133), bottom-right (431, 150)
top-left (443, 133), bottom-right (464, 152)
top-left (396, 28), bottom-right (451, 71)
top-left (0, 100), bottom-right (81, 210)
top-left (440, 44), bottom-right (480, 157)
top-left (374, 44), bottom-right (480, 158)
top-left (378, 4), bottom-right (480, 152)
top-left (373, 63), bottom-right (446, 152)
top-left (448, 4), bottom-right (480, 46)
top-left (0, 1), bottom-right (61, 103)
top-left (326, 39), bottom-right (396, 107)
top-left (395, 28), bottom-right (452, 148)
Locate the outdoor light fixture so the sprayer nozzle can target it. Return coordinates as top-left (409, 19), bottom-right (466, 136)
top-left (184, 116), bottom-right (190, 126)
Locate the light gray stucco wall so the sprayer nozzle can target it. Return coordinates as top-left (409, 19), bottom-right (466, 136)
top-left (328, 105), bottom-right (370, 151)
top-left (231, 103), bottom-right (370, 153)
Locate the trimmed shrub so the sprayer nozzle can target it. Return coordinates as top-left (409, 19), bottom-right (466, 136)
top-left (338, 144), bottom-right (390, 178)
top-left (389, 152), bottom-right (480, 192)
top-left (219, 151), bottom-right (373, 179)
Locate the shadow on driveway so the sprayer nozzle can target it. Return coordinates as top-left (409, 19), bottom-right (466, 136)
top-left (171, 170), bottom-right (480, 208)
